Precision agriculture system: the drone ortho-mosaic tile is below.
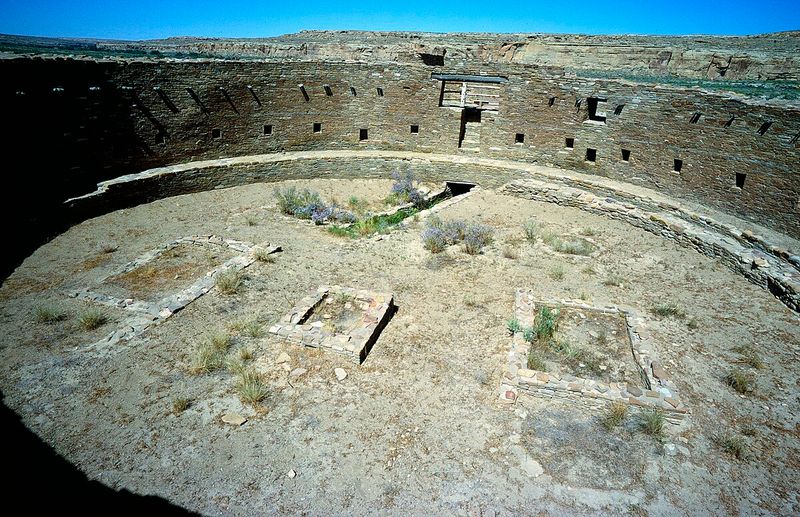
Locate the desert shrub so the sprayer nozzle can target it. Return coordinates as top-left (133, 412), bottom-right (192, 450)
top-left (34, 304), bottom-right (66, 323)
top-left (502, 246), bottom-right (519, 259)
top-left (724, 369), bottom-right (754, 394)
top-left (390, 170), bottom-right (424, 207)
top-left (311, 205), bottom-right (333, 225)
top-left (552, 238), bottom-right (595, 256)
top-left (78, 308), bottom-right (107, 330)
top-left (274, 186), bottom-right (321, 215)
top-left (579, 227), bottom-right (597, 236)
top-left (293, 200), bottom-right (328, 220)
top-left (549, 264), bottom-right (565, 280)
top-left (507, 318), bottom-right (521, 334)
top-left (523, 220), bottom-right (539, 242)
top-left (422, 217), bottom-right (493, 254)
top-left (463, 224), bottom-right (494, 255)
top-left (421, 227), bottom-right (448, 253)
top-left (237, 369), bottom-right (268, 405)
top-left (604, 274), bottom-right (625, 287)
top-left (601, 402), bottom-right (629, 430)
top-left (527, 350), bottom-right (546, 371)
top-left (534, 307), bottom-right (558, 342)
top-left (330, 208), bottom-right (357, 224)
top-left (216, 270), bottom-right (242, 294)
top-left (522, 326), bottom-right (536, 344)
top-left (426, 215), bottom-right (444, 230)
top-left (639, 408), bottom-right (665, 439)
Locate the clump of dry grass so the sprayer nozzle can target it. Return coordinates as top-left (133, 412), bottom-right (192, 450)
top-left (639, 408), bottom-right (665, 439)
top-left (549, 264), bottom-right (565, 280)
top-left (190, 333), bottom-right (233, 374)
top-left (78, 308), bottom-right (107, 330)
top-left (724, 369), bottom-right (755, 394)
top-left (650, 302), bottom-right (685, 319)
top-left (172, 397), bottom-right (191, 414)
top-left (502, 246), bottom-right (519, 259)
top-left (527, 350), bottom-right (546, 371)
top-left (716, 434), bottom-right (750, 460)
top-left (216, 270), bottom-right (242, 294)
top-left (733, 345), bottom-right (764, 370)
top-left (34, 304), bottom-right (67, 323)
top-left (237, 369), bottom-right (268, 406)
top-left (230, 318), bottom-right (263, 338)
top-left (254, 249), bottom-right (275, 263)
top-left (601, 402), bottom-right (628, 430)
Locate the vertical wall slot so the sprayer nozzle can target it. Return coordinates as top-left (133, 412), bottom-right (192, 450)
top-left (313, 122), bottom-right (322, 133)
top-left (690, 112), bottom-right (702, 124)
top-left (263, 124), bottom-right (273, 136)
top-left (565, 138), bottom-right (574, 149)
top-left (725, 115), bottom-right (736, 128)
top-left (673, 159), bottom-right (683, 173)
top-left (350, 86), bottom-right (357, 96)
top-left (736, 173), bottom-right (746, 189)
top-left (621, 149), bottom-right (631, 162)
top-left (758, 121), bottom-right (773, 135)
top-left (323, 85), bottom-right (333, 96)
top-left (299, 84), bottom-right (309, 102)
top-left (359, 128), bottom-right (368, 141)
top-left (548, 96), bottom-right (556, 107)
top-left (377, 87), bottom-right (384, 97)
top-left (585, 148), bottom-right (597, 162)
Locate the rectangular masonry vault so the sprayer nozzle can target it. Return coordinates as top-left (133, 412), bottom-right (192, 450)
top-left (500, 289), bottom-right (689, 424)
top-left (269, 285), bottom-right (395, 364)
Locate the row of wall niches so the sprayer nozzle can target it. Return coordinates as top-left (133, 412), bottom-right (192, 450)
top-left (22, 84), bottom-right (800, 145)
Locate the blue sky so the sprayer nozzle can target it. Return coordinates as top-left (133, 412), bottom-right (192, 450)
top-left (1, 0), bottom-right (798, 39)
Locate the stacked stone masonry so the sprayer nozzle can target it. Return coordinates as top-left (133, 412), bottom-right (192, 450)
top-left (269, 285), bottom-right (395, 364)
top-left (2, 56), bottom-right (798, 244)
top-left (64, 152), bottom-right (800, 313)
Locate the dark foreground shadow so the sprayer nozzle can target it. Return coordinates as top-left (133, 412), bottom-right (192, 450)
top-left (0, 389), bottom-right (196, 515)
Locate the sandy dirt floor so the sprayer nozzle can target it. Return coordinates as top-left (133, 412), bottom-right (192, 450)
top-left (1, 177), bottom-right (798, 515)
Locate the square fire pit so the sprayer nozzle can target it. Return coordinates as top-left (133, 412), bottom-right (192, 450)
top-left (269, 285), bottom-right (395, 364)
